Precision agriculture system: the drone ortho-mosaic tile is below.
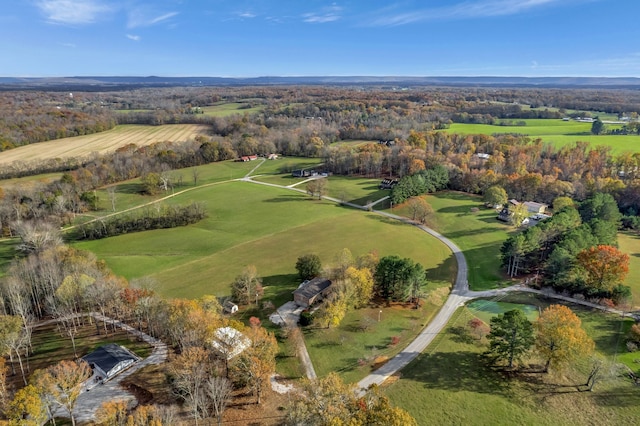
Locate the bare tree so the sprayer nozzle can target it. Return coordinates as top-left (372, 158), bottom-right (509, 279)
top-left (14, 220), bottom-right (63, 254)
top-left (106, 186), bottom-right (117, 212)
top-left (192, 167), bottom-right (201, 186)
top-left (43, 360), bottom-right (92, 426)
top-left (205, 376), bottom-right (232, 426)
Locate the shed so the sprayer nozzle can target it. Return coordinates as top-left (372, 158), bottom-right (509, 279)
top-left (523, 201), bottom-right (547, 214)
top-left (293, 277), bottom-right (332, 307)
top-left (82, 344), bottom-right (139, 380)
top-left (223, 300), bottom-right (238, 314)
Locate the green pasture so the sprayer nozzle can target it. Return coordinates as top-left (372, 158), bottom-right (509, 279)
top-left (201, 102), bottom-right (264, 117)
top-left (330, 139), bottom-right (378, 147)
top-left (444, 119), bottom-right (640, 154)
top-left (0, 239), bottom-right (18, 277)
top-left (385, 295), bottom-right (640, 426)
top-left (388, 191), bottom-right (512, 290)
top-left (617, 232), bottom-right (640, 309)
top-left (72, 181), bottom-right (455, 303)
top-left (305, 284), bottom-right (452, 384)
top-left (325, 176), bottom-right (389, 206)
top-left (249, 157), bottom-right (324, 186)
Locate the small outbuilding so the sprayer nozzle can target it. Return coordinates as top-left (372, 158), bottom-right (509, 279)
top-left (293, 277), bottom-right (332, 307)
top-left (82, 343), bottom-right (140, 381)
top-left (223, 300), bottom-right (239, 315)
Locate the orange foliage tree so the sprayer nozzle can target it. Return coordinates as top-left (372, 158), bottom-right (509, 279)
top-left (576, 245), bottom-right (630, 292)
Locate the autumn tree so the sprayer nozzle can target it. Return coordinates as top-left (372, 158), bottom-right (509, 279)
top-left (296, 254), bottom-right (322, 280)
top-left (95, 400), bottom-right (128, 426)
top-left (285, 373), bottom-right (416, 426)
top-left (6, 384), bottom-right (48, 426)
top-left (487, 309), bottom-right (534, 368)
top-left (230, 324), bottom-right (278, 405)
top-left (345, 266), bottom-right (374, 308)
top-left (231, 265), bottom-right (263, 305)
top-left (406, 196), bottom-right (433, 224)
top-left (576, 245), bottom-right (629, 292)
top-left (535, 305), bottom-right (595, 373)
top-left (44, 360), bottom-right (92, 426)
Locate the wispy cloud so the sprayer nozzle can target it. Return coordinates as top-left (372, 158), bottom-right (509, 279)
top-left (36, 0), bottom-right (112, 25)
top-left (367, 0), bottom-right (568, 26)
top-left (303, 5), bottom-right (342, 23)
top-left (237, 12), bottom-right (257, 19)
top-left (127, 8), bottom-right (179, 29)
top-left (126, 34), bottom-right (140, 41)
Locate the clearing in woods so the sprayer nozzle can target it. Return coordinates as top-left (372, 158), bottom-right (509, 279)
top-left (0, 124), bottom-right (210, 166)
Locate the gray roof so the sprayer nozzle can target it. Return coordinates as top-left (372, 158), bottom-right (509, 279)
top-left (293, 277), bottom-right (332, 299)
top-left (82, 343), bottom-right (137, 374)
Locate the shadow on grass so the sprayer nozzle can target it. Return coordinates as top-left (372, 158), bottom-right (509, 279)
top-left (114, 182), bottom-right (144, 194)
top-left (444, 227), bottom-right (499, 240)
top-left (591, 386), bottom-right (640, 408)
top-left (425, 255), bottom-right (457, 283)
top-left (263, 195), bottom-right (307, 203)
top-left (404, 351), bottom-right (509, 396)
top-left (367, 214), bottom-right (406, 226)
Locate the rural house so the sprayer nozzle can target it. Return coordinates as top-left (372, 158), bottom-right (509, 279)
top-left (293, 277), bottom-right (332, 307)
top-left (82, 343), bottom-right (140, 381)
top-left (523, 201), bottom-right (547, 215)
top-left (379, 178), bottom-right (399, 190)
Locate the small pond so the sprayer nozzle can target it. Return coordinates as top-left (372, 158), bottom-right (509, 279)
top-left (467, 300), bottom-right (539, 323)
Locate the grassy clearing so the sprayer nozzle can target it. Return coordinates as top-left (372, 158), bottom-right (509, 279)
top-left (0, 239), bottom-right (18, 277)
top-left (617, 231), bottom-right (640, 309)
top-left (388, 191), bottom-right (512, 290)
top-left (0, 124), bottom-right (210, 166)
top-left (250, 157), bottom-right (324, 186)
top-left (8, 319), bottom-right (153, 391)
top-left (0, 172), bottom-right (63, 190)
top-left (325, 176), bottom-right (390, 206)
top-left (444, 120), bottom-right (640, 154)
top-left (72, 181), bottom-right (455, 302)
top-left (201, 102), bottom-right (264, 117)
top-left (305, 285), bottom-right (452, 384)
top-left (384, 294), bottom-right (640, 426)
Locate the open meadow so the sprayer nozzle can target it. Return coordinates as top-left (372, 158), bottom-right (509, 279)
top-left (445, 119), bottom-right (640, 154)
top-left (0, 124), bottom-right (210, 166)
top-left (388, 191), bottom-right (513, 290)
top-left (201, 102), bottom-right (264, 117)
top-left (384, 293), bottom-right (640, 426)
top-left (72, 171), bottom-right (454, 305)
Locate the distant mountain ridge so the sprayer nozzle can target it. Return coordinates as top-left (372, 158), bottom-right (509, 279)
top-left (1, 75), bottom-right (640, 90)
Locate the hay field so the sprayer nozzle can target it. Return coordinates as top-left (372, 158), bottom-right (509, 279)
top-left (0, 124), bottom-right (210, 166)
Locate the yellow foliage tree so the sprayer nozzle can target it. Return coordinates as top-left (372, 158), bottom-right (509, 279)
top-left (6, 384), bottom-right (48, 426)
top-left (535, 305), bottom-right (595, 373)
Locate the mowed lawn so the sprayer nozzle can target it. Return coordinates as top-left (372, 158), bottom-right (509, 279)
top-left (384, 295), bottom-right (640, 426)
top-left (617, 231), bottom-right (640, 309)
top-left (391, 191), bottom-right (512, 290)
top-left (73, 181), bottom-right (455, 302)
top-left (445, 119), bottom-right (640, 154)
top-left (201, 102), bottom-right (264, 117)
top-left (0, 124), bottom-right (210, 166)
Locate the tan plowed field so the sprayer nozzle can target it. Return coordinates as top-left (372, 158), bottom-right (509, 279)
top-left (0, 124), bottom-right (210, 166)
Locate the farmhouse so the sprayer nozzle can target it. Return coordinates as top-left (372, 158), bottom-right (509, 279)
top-left (82, 343), bottom-right (140, 381)
top-left (268, 153), bottom-right (279, 160)
top-left (292, 169), bottom-right (312, 178)
top-left (293, 277), bottom-right (332, 307)
top-left (211, 327), bottom-right (251, 360)
top-left (379, 178), bottom-right (399, 190)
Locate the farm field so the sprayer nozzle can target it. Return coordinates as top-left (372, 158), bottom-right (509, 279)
top-left (384, 294), bottom-right (640, 426)
top-left (390, 191), bottom-right (512, 290)
top-left (72, 180), bottom-right (455, 303)
top-left (445, 120), bottom-right (640, 154)
top-left (201, 102), bottom-right (264, 117)
top-left (0, 124), bottom-right (210, 166)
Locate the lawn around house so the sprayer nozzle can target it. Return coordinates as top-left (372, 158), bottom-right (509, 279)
top-left (384, 294), bottom-right (640, 426)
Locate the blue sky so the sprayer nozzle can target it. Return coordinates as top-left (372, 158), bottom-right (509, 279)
top-left (2, 0), bottom-right (639, 77)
